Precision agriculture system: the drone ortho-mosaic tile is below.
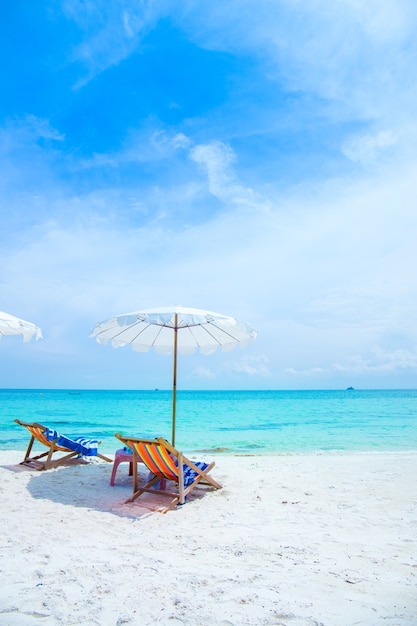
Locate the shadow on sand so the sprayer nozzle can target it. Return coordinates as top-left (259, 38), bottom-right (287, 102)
top-left (3, 458), bottom-right (210, 519)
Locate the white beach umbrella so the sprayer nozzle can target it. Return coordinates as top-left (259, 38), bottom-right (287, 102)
top-left (0, 310), bottom-right (43, 343)
top-left (90, 305), bottom-right (257, 445)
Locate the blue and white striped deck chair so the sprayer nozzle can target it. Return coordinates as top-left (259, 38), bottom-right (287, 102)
top-left (15, 419), bottom-right (112, 470)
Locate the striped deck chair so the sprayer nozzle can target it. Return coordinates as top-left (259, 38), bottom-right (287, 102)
top-left (115, 434), bottom-right (222, 513)
top-left (15, 419), bottom-right (112, 470)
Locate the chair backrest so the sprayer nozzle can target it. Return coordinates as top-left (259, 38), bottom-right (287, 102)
top-left (16, 420), bottom-right (70, 452)
top-left (27, 424), bottom-right (52, 447)
top-left (129, 439), bottom-right (180, 482)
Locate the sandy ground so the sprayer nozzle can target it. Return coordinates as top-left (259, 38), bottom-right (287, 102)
top-left (0, 449), bottom-right (416, 625)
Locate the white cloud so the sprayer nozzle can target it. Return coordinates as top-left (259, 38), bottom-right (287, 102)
top-left (123, 10), bottom-right (138, 38)
top-left (334, 348), bottom-right (417, 372)
top-left (177, 0), bottom-right (417, 130)
top-left (286, 347), bottom-right (417, 377)
top-left (172, 133), bottom-right (193, 150)
top-left (1, 115), bottom-right (65, 146)
top-left (63, 1), bottom-right (163, 87)
top-left (286, 366), bottom-right (328, 377)
top-left (232, 355), bottom-right (270, 376)
top-left (189, 141), bottom-right (270, 211)
top-left (192, 366), bottom-right (216, 379)
top-left (76, 128), bottom-right (192, 171)
top-left (24, 115), bottom-right (65, 141)
top-left (342, 0), bottom-right (414, 42)
top-left (342, 130), bottom-right (397, 165)
top-left (190, 141), bottom-right (236, 195)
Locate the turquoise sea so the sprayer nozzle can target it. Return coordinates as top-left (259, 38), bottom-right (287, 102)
top-left (1, 388), bottom-right (417, 455)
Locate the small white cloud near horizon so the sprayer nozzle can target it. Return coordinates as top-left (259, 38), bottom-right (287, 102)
top-left (192, 365), bottom-right (216, 379)
top-left (286, 347), bottom-right (417, 376)
top-left (231, 355), bottom-right (271, 377)
top-left (335, 347), bottom-right (417, 373)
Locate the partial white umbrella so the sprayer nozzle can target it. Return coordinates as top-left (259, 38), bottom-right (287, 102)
top-left (0, 311), bottom-right (43, 342)
top-left (90, 306), bottom-right (257, 445)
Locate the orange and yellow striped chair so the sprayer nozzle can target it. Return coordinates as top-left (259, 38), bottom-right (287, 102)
top-left (15, 419), bottom-right (112, 470)
top-left (115, 434), bottom-right (222, 513)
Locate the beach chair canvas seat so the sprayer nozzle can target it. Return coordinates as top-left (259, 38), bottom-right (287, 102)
top-left (115, 434), bottom-right (222, 513)
top-left (15, 419), bottom-right (112, 470)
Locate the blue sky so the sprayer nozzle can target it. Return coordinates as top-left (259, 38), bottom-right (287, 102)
top-left (1, 0), bottom-right (417, 390)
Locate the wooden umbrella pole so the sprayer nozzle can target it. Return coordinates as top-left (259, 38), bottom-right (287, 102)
top-left (171, 314), bottom-right (178, 446)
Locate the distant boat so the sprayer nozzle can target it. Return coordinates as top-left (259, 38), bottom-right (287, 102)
top-left (346, 387), bottom-right (355, 391)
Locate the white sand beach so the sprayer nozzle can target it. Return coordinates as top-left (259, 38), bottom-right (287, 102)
top-left (0, 450), bottom-right (416, 625)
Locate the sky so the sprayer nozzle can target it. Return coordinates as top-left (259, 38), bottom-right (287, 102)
top-left (1, 0), bottom-right (417, 390)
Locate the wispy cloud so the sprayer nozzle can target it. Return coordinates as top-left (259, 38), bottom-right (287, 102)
top-left (192, 366), bottom-right (216, 379)
top-left (189, 141), bottom-right (263, 209)
top-left (286, 347), bottom-right (417, 376)
top-left (232, 355), bottom-right (270, 376)
top-left (1, 115), bottom-right (65, 148)
top-left (22, 115), bottom-right (65, 142)
top-left (178, 0), bottom-right (417, 129)
top-left (342, 130), bottom-right (397, 165)
top-left (62, 1), bottom-right (163, 87)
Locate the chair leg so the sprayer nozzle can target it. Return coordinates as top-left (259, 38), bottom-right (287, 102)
top-left (23, 435), bottom-right (35, 463)
top-left (43, 442), bottom-right (58, 470)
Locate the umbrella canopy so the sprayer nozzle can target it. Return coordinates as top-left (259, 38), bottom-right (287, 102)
top-left (0, 311), bottom-right (43, 342)
top-left (90, 306), bottom-right (257, 445)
